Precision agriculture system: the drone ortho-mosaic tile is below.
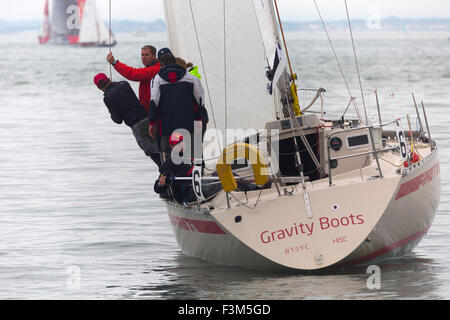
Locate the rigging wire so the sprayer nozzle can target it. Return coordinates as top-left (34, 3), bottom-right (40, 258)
top-left (313, 0), bottom-right (352, 99)
top-left (223, 0), bottom-right (228, 135)
top-left (313, 1), bottom-right (366, 123)
top-left (108, 0), bottom-right (112, 80)
top-left (273, 0), bottom-right (302, 117)
top-left (344, 0), bottom-right (369, 125)
top-left (229, 189), bottom-right (263, 210)
top-left (251, 1), bottom-right (285, 119)
top-left (273, 0), bottom-right (294, 81)
top-left (188, 0), bottom-right (222, 151)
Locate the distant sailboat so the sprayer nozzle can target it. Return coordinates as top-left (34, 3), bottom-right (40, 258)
top-left (39, 0), bottom-right (116, 47)
top-left (38, 0), bottom-right (51, 44)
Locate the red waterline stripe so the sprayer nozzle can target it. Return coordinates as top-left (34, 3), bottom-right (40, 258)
top-left (168, 212), bottom-right (226, 235)
top-left (344, 227), bottom-right (430, 267)
top-left (395, 162), bottom-right (440, 200)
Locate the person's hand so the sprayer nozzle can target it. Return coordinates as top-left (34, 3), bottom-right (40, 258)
top-left (107, 52), bottom-right (115, 65)
top-left (149, 124), bottom-right (157, 139)
top-left (159, 176), bottom-right (166, 186)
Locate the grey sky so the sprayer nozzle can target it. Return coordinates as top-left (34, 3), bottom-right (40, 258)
top-left (3, 0), bottom-right (450, 21)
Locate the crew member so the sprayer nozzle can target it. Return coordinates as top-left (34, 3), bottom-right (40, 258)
top-left (94, 73), bottom-right (161, 169)
top-left (107, 45), bottom-right (160, 111)
top-left (154, 133), bottom-right (196, 203)
top-left (149, 53), bottom-right (205, 161)
top-left (175, 57), bottom-right (208, 135)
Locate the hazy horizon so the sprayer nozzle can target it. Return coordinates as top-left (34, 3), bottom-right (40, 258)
top-left (3, 0), bottom-right (450, 22)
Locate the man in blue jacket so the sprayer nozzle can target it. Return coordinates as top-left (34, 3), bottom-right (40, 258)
top-left (148, 53), bottom-right (205, 163)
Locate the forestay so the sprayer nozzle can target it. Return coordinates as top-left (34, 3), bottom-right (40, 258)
top-left (163, 0), bottom-right (286, 139)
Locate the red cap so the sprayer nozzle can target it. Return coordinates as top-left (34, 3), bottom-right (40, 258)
top-left (94, 73), bottom-right (109, 87)
top-left (169, 133), bottom-right (184, 147)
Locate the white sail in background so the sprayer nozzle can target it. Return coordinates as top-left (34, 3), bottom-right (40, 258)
top-left (97, 11), bottom-right (111, 45)
top-left (78, 0), bottom-right (98, 43)
top-left (78, 0), bottom-right (110, 45)
top-left (39, 0), bottom-right (51, 44)
top-left (164, 0), bottom-right (278, 136)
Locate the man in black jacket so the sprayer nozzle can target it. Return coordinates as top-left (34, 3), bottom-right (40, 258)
top-left (94, 73), bottom-right (161, 169)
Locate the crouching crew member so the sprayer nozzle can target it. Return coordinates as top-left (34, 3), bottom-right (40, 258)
top-left (94, 73), bottom-right (161, 169)
top-left (154, 133), bottom-right (196, 203)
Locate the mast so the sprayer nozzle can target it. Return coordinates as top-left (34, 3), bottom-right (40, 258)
top-left (252, 0), bottom-right (296, 119)
top-left (273, 0), bottom-right (301, 117)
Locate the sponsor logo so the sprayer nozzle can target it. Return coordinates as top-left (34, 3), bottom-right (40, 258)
top-left (260, 214), bottom-right (365, 245)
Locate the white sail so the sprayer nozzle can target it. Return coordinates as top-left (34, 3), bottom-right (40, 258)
top-left (78, 0), bottom-right (99, 43)
top-left (163, 0), bottom-right (279, 137)
top-left (97, 12), bottom-right (111, 45)
top-left (78, 0), bottom-right (110, 45)
top-left (39, 0), bottom-right (51, 44)
top-left (252, 0), bottom-right (290, 112)
top-left (252, 0), bottom-right (279, 70)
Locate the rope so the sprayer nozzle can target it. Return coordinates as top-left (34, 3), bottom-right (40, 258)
top-left (302, 88), bottom-right (326, 113)
top-left (223, 0), bottom-right (228, 134)
top-left (188, 0), bottom-right (222, 151)
top-left (108, 0), bottom-right (112, 80)
top-left (380, 157), bottom-right (404, 168)
top-left (313, 0), bottom-right (352, 99)
top-left (229, 189), bottom-right (263, 210)
top-left (344, 0), bottom-right (368, 125)
top-left (352, 98), bottom-right (363, 123)
top-left (285, 99), bottom-right (326, 177)
top-left (273, 0), bottom-right (295, 81)
top-left (340, 96), bottom-right (355, 119)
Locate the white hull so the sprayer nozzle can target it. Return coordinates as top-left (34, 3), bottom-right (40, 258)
top-left (341, 149), bottom-right (440, 266)
top-left (160, 0), bottom-right (440, 272)
top-left (165, 148), bottom-right (440, 271)
top-left (167, 202), bottom-right (282, 270)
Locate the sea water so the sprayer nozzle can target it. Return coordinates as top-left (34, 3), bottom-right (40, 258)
top-left (0, 30), bottom-right (449, 300)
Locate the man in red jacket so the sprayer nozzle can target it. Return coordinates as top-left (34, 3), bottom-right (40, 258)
top-left (107, 45), bottom-right (160, 111)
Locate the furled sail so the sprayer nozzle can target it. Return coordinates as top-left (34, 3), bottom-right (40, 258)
top-left (163, 0), bottom-right (280, 137)
top-left (252, 0), bottom-right (292, 117)
top-left (252, 0), bottom-right (286, 87)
